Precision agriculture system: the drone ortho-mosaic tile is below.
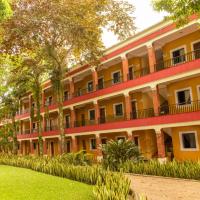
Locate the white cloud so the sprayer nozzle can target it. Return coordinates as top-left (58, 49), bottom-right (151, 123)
top-left (102, 0), bottom-right (166, 48)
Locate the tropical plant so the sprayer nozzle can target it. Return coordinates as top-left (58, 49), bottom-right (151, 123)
top-left (57, 151), bottom-right (94, 166)
top-left (121, 160), bottom-right (200, 180)
top-left (152, 0), bottom-right (200, 27)
top-left (0, 0), bottom-right (12, 22)
top-left (102, 139), bottom-right (141, 171)
top-left (9, 51), bottom-right (48, 155)
top-left (0, 0), bottom-right (135, 154)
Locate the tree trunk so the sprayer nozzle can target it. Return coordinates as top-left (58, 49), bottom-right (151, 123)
top-left (58, 88), bottom-right (65, 154)
top-left (11, 116), bottom-right (18, 155)
top-left (35, 82), bottom-right (43, 156)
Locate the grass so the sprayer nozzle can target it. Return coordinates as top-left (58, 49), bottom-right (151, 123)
top-left (0, 165), bottom-right (93, 200)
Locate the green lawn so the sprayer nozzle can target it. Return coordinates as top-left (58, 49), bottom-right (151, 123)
top-left (0, 165), bottom-right (93, 200)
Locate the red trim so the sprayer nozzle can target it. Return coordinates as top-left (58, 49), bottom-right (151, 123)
top-left (16, 58), bottom-right (200, 118)
top-left (17, 110), bottom-right (200, 140)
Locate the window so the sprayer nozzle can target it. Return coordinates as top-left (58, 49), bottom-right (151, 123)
top-left (193, 41), bottom-right (200, 59)
top-left (176, 89), bottom-right (192, 105)
top-left (33, 143), bottom-right (37, 150)
top-left (180, 132), bottom-right (198, 150)
top-left (133, 136), bottom-right (139, 146)
top-left (46, 96), bottom-right (53, 106)
top-left (87, 81), bottom-right (93, 92)
top-left (98, 78), bottom-right (104, 90)
top-left (114, 103), bottom-right (123, 116)
top-left (101, 138), bottom-right (107, 145)
top-left (112, 71), bottom-right (121, 84)
top-left (172, 47), bottom-right (186, 65)
top-left (88, 109), bottom-right (95, 121)
top-left (90, 138), bottom-right (96, 150)
top-left (197, 86), bottom-right (200, 100)
top-left (128, 66), bottom-right (134, 80)
top-left (117, 136), bottom-right (126, 141)
top-left (64, 91), bottom-right (69, 101)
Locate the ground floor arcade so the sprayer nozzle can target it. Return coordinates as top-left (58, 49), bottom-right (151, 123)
top-left (18, 125), bottom-right (200, 161)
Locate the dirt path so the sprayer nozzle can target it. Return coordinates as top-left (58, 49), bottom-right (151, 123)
top-left (128, 175), bottom-right (200, 200)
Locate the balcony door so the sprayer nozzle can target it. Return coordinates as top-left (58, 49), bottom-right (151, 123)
top-left (171, 47), bottom-right (186, 65)
top-left (100, 107), bottom-right (106, 124)
top-left (81, 114), bottom-right (85, 126)
top-left (193, 41), bottom-right (200, 59)
top-left (65, 115), bottom-right (70, 128)
top-left (131, 100), bottom-right (137, 119)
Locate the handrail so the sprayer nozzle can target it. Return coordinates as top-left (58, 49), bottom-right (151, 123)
top-left (155, 49), bottom-right (200, 71)
top-left (128, 67), bottom-right (150, 80)
top-left (159, 100), bottom-right (200, 115)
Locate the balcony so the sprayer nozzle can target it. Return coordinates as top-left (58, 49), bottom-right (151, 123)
top-left (155, 49), bottom-right (200, 71)
top-left (159, 101), bottom-right (200, 116)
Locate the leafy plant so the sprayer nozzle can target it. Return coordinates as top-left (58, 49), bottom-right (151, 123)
top-left (121, 160), bottom-right (200, 180)
top-left (102, 139), bottom-right (141, 171)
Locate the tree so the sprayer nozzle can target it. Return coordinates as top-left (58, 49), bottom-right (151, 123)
top-left (1, 0), bottom-right (135, 153)
top-left (9, 51), bottom-right (48, 155)
top-left (0, 55), bottom-right (26, 154)
top-left (152, 0), bottom-right (200, 26)
top-left (0, 0), bottom-right (12, 22)
top-left (102, 139), bottom-right (140, 171)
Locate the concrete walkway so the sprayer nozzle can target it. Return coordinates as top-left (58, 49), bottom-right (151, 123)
top-left (128, 175), bottom-right (200, 200)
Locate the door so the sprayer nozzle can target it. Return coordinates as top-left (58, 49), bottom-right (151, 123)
top-left (128, 67), bottom-right (133, 80)
top-left (98, 78), bottom-right (104, 90)
top-left (66, 141), bottom-right (71, 153)
top-left (100, 108), bottom-right (106, 124)
top-left (193, 42), bottom-right (200, 59)
top-left (81, 114), bottom-right (85, 126)
top-left (82, 140), bottom-right (86, 152)
top-left (50, 142), bottom-right (54, 156)
top-left (131, 101), bottom-right (137, 119)
top-left (65, 115), bottom-right (70, 128)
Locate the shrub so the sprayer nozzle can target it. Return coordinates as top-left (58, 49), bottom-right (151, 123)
top-left (121, 160), bottom-right (200, 180)
top-left (102, 139), bottom-right (141, 171)
top-left (57, 151), bottom-right (94, 166)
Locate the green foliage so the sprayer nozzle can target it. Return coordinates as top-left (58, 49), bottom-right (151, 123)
top-left (152, 0), bottom-right (200, 26)
top-left (94, 171), bottom-right (131, 200)
top-left (102, 139), bottom-right (141, 171)
top-left (121, 160), bottom-right (200, 180)
top-left (0, 154), bottom-right (139, 200)
top-left (0, 0), bottom-right (12, 22)
top-left (58, 151), bottom-right (94, 166)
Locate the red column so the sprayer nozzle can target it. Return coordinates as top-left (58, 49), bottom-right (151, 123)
top-left (69, 78), bottom-right (75, 98)
top-left (94, 102), bottom-right (100, 124)
top-left (43, 139), bottom-right (47, 155)
top-left (96, 134), bottom-right (102, 160)
top-left (147, 44), bottom-right (156, 73)
top-left (124, 94), bottom-right (131, 120)
top-left (152, 85), bottom-right (160, 116)
top-left (92, 68), bottom-right (98, 91)
top-left (70, 108), bottom-right (76, 128)
top-left (71, 136), bottom-right (78, 153)
top-left (156, 130), bottom-right (166, 158)
top-left (30, 140), bottom-right (34, 155)
top-left (122, 55), bottom-right (129, 82)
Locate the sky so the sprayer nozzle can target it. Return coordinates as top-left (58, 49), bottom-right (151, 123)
top-left (103, 0), bottom-right (166, 47)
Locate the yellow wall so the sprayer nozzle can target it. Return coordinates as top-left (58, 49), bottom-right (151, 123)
top-left (132, 130), bottom-right (157, 159)
top-left (162, 30), bottom-right (200, 61)
top-left (172, 126), bottom-right (200, 161)
top-left (167, 76), bottom-right (200, 105)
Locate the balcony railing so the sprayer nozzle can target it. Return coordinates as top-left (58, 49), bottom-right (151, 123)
top-left (17, 108), bottom-right (30, 115)
top-left (44, 125), bottom-right (58, 132)
top-left (159, 101), bottom-right (200, 115)
top-left (74, 120), bottom-right (96, 127)
top-left (155, 49), bottom-right (200, 71)
top-left (128, 67), bottom-right (150, 80)
top-left (97, 76), bottom-right (123, 90)
top-left (130, 108), bottom-right (154, 119)
top-left (74, 87), bottom-right (94, 97)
